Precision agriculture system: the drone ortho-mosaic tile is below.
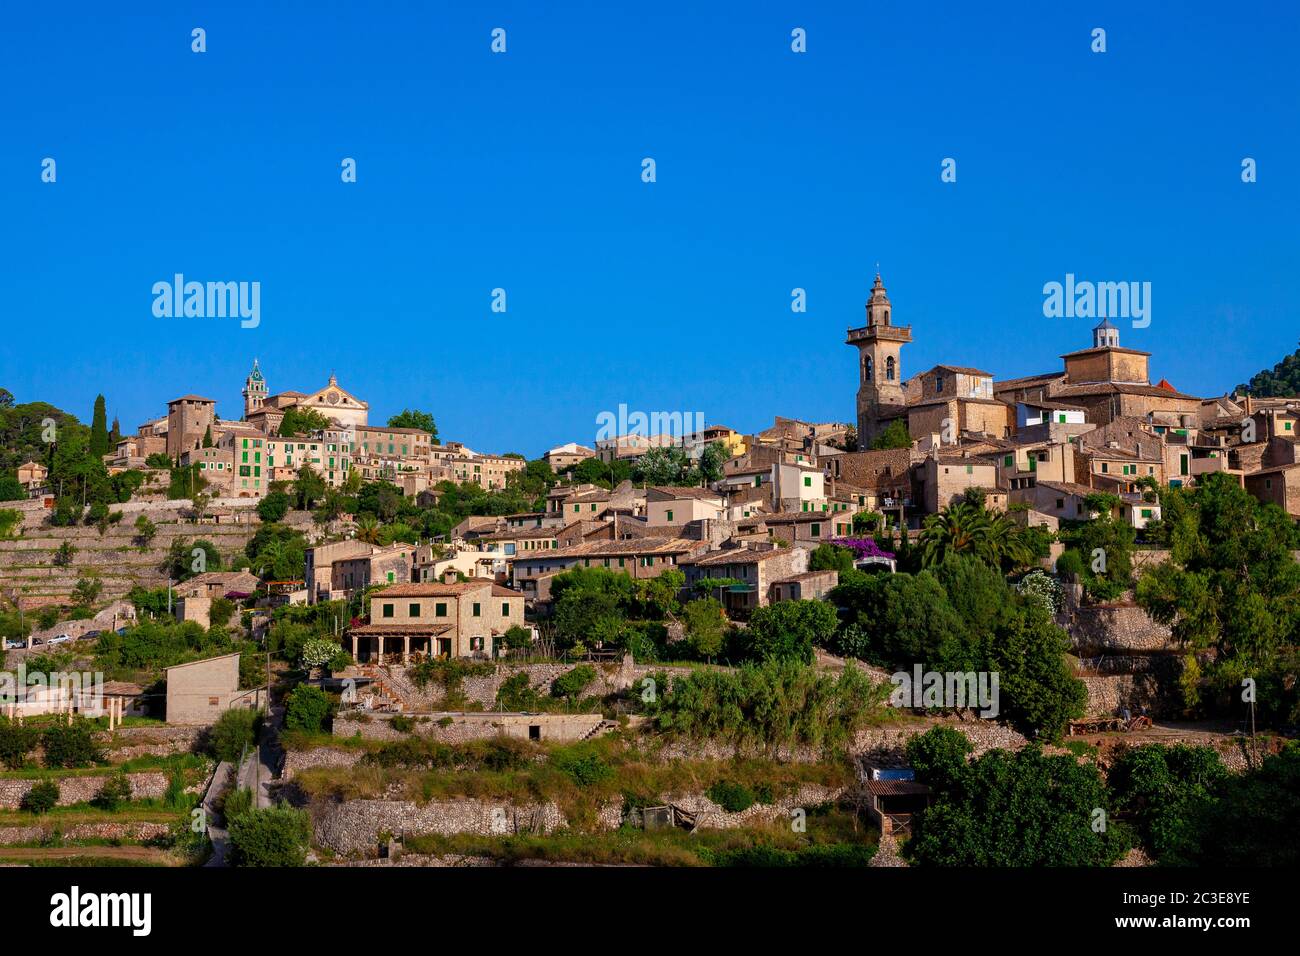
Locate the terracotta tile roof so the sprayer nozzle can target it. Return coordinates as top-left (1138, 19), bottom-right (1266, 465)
top-left (351, 623), bottom-right (455, 636)
top-left (685, 547), bottom-right (794, 566)
top-left (1055, 382), bottom-right (1201, 401)
top-left (512, 537), bottom-right (702, 562)
top-left (373, 579), bottom-right (522, 597)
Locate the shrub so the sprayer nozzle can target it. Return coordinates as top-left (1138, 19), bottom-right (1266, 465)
top-left (208, 708), bottom-right (261, 764)
top-left (228, 803), bottom-right (312, 867)
top-left (388, 714), bottom-right (415, 734)
top-left (707, 780), bottom-right (757, 813)
top-left (209, 597), bottom-right (236, 628)
top-left (221, 787), bottom-right (254, 824)
top-left (283, 685), bottom-right (331, 734)
top-left (22, 779), bottom-right (59, 814)
top-left (0, 718), bottom-right (40, 770)
top-left (551, 665), bottom-right (597, 700)
top-left (553, 750), bottom-right (614, 788)
top-left (163, 770), bottom-right (188, 809)
top-left (92, 773), bottom-right (134, 811)
top-left (41, 719), bottom-right (103, 769)
top-left (300, 638), bottom-right (341, 670)
top-left (496, 672), bottom-right (541, 711)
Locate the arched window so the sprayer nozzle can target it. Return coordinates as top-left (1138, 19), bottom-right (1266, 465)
top-left (864, 356), bottom-right (873, 382)
top-left (883, 309), bottom-right (890, 325)
top-left (886, 356), bottom-right (896, 381)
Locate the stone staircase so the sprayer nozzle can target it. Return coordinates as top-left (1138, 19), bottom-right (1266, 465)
top-left (581, 719), bottom-right (619, 741)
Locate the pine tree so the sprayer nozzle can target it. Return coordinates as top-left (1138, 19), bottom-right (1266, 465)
top-left (89, 395), bottom-right (110, 458)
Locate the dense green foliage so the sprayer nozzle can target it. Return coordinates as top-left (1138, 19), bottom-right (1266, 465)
top-left (1236, 340), bottom-right (1300, 397)
top-left (21, 779), bottom-right (60, 814)
top-left (830, 555), bottom-right (1086, 739)
top-left (1137, 472), bottom-right (1300, 723)
top-left (646, 660), bottom-right (888, 755)
top-left (208, 708), bottom-right (261, 764)
top-left (228, 803), bottom-right (312, 866)
top-left (904, 729), bottom-right (1129, 866)
top-left (283, 685), bottom-right (332, 734)
top-left (41, 719), bottom-right (104, 768)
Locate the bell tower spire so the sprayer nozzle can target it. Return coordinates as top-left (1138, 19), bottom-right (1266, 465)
top-left (243, 358), bottom-right (267, 420)
top-left (847, 273), bottom-right (912, 445)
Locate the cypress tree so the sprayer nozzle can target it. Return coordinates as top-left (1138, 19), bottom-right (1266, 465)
top-left (110, 416), bottom-right (122, 446)
top-left (89, 395), bottom-right (110, 458)
top-left (203, 424), bottom-right (214, 448)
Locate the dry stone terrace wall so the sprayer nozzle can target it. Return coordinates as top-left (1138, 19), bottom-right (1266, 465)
top-left (0, 821), bottom-right (170, 845)
top-left (0, 518), bottom-right (257, 603)
top-left (311, 785), bottom-right (843, 855)
top-left (313, 798), bottom-right (569, 855)
top-left (333, 712), bottom-right (606, 744)
top-left (0, 771), bottom-right (169, 809)
top-left (1068, 603), bottom-right (1177, 656)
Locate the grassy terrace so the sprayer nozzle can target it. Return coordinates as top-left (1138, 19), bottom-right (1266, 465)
top-left (398, 806), bottom-right (878, 867)
top-left (0, 752), bottom-right (208, 780)
top-left (293, 733), bottom-right (855, 831)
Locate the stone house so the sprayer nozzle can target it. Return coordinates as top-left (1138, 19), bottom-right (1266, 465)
top-left (349, 579), bottom-right (525, 662)
top-left (679, 545), bottom-right (810, 616)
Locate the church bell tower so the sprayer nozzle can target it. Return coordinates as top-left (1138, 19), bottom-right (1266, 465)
top-left (846, 274), bottom-right (912, 445)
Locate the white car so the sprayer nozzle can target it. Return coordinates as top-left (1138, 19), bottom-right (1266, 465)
top-left (3, 640), bottom-right (24, 650)
top-left (46, 634), bottom-right (73, 645)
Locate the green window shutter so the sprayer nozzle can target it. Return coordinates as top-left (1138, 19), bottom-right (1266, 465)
top-left (502, 602), bottom-right (509, 616)
top-left (1003, 455), bottom-right (1013, 467)
top-left (811, 523), bottom-right (821, 537)
top-left (436, 603), bottom-right (447, 617)
top-left (803, 476), bottom-right (811, 487)
top-left (382, 603), bottom-right (394, 618)
top-left (409, 603), bottom-right (420, 617)
top-left (472, 602), bottom-right (481, 617)
top-left (666, 510), bottom-right (673, 522)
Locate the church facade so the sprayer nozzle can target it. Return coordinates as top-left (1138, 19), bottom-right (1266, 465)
top-left (241, 360), bottom-right (370, 432)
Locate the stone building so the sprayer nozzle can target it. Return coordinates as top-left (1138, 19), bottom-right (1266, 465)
top-left (847, 273), bottom-right (912, 446)
top-left (166, 395), bottom-right (216, 458)
top-left (165, 652), bottom-right (265, 726)
top-left (349, 579), bottom-right (525, 662)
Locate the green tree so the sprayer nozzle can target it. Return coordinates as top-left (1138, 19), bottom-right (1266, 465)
top-left (228, 803), bottom-right (312, 866)
top-left (284, 684), bottom-right (332, 733)
top-left (277, 407), bottom-right (331, 437)
top-left (291, 465), bottom-right (327, 511)
top-left (809, 542), bottom-right (856, 576)
top-left (739, 599), bottom-right (837, 665)
top-left (133, 513), bottom-right (157, 548)
top-left (387, 409), bottom-right (438, 441)
top-left (870, 418), bottom-right (912, 450)
top-left (1236, 339), bottom-right (1300, 397)
top-left (683, 597), bottom-right (726, 658)
top-left (257, 490), bottom-right (291, 522)
top-left (89, 394), bottom-right (110, 458)
top-left (906, 738), bottom-right (1129, 866)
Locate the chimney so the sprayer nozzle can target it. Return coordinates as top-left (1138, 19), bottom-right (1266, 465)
top-left (441, 568), bottom-right (459, 585)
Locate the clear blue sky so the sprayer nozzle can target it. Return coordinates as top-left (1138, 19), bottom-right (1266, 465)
top-left (2, 2), bottom-right (1296, 457)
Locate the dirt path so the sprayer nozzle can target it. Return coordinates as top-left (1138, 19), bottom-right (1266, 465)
top-left (0, 845), bottom-right (178, 864)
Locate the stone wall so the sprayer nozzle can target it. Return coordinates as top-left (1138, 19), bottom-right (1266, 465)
top-left (0, 771), bottom-right (169, 809)
top-left (1068, 603), bottom-right (1177, 656)
top-left (313, 798), bottom-right (569, 855)
top-left (98, 725), bottom-right (205, 762)
top-left (333, 712), bottom-right (607, 744)
top-left (0, 820), bottom-right (170, 845)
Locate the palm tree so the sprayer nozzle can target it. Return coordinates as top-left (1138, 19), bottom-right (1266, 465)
top-left (920, 497), bottom-right (1037, 571)
top-left (919, 500), bottom-right (991, 567)
top-left (356, 515), bottom-right (381, 544)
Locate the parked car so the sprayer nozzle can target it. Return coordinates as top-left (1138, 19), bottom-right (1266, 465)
top-left (3, 640), bottom-right (24, 650)
top-left (47, 634), bottom-right (73, 645)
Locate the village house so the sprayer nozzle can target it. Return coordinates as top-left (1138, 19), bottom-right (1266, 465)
top-left (348, 579), bottom-right (525, 662)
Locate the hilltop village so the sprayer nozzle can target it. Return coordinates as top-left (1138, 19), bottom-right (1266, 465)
top-left (0, 274), bottom-right (1297, 868)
